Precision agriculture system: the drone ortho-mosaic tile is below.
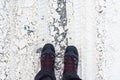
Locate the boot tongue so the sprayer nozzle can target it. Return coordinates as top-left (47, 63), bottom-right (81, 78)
top-left (64, 56), bottom-right (78, 73)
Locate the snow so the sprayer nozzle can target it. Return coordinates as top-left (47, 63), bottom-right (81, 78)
top-left (0, 0), bottom-right (120, 80)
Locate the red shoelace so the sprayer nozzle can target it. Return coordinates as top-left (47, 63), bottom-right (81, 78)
top-left (41, 54), bottom-right (55, 69)
top-left (64, 56), bottom-right (77, 72)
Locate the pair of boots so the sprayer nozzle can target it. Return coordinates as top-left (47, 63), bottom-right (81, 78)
top-left (35, 43), bottom-right (81, 80)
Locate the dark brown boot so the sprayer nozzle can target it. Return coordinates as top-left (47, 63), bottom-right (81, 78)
top-left (35, 43), bottom-right (56, 80)
top-left (63, 46), bottom-right (81, 80)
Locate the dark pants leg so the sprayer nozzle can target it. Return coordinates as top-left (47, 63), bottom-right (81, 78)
top-left (63, 77), bottom-right (81, 80)
top-left (35, 69), bottom-right (56, 80)
top-left (38, 76), bottom-right (52, 80)
top-left (62, 77), bottom-right (81, 80)
top-left (35, 71), bottom-right (81, 80)
top-left (62, 72), bottom-right (82, 80)
top-left (70, 78), bottom-right (82, 80)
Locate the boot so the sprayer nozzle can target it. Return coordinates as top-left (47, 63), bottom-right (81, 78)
top-left (35, 43), bottom-right (56, 80)
top-left (63, 46), bottom-right (81, 80)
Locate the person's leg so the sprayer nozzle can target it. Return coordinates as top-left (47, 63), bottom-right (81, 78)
top-left (38, 75), bottom-right (52, 80)
top-left (41, 76), bottom-right (51, 80)
top-left (70, 78), bottom-right (81, 80)
top-left (35, 73), bottom-right (52, 80)
top-left (35, 43), bottom-right (56, 80)
top-left (62, 46), bottom-right (82, 80)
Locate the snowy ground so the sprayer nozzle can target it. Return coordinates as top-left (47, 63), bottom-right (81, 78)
top-left (0, 0), bottom-right (120, 80)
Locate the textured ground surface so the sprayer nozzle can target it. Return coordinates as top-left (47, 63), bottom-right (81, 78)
top-left (0, 0), bottom-right (120, 80)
